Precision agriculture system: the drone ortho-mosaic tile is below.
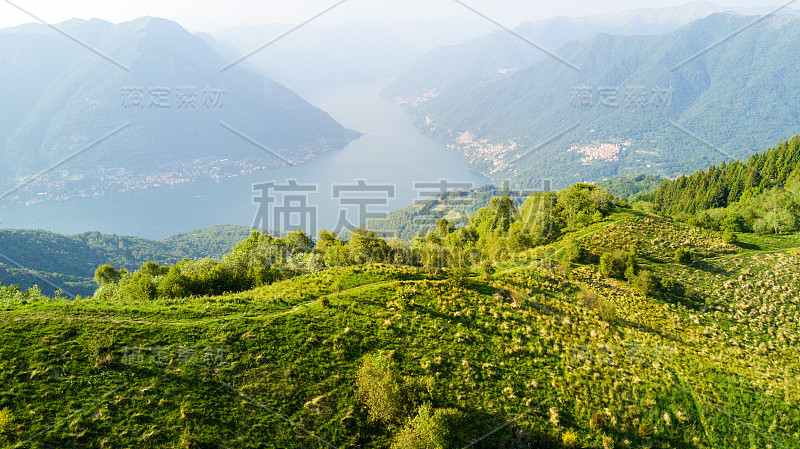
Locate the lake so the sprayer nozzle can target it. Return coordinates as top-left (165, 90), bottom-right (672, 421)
top-left (0, 84), bottom-right (491, 239)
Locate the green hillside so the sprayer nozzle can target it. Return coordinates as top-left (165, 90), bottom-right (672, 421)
top-left (1, 138), bottom-right (799, 447)
top-left (596, 174), bottom-right (665, 200)
top-left (0, 225), bottom-right (252, 297)
top-left (1, 212), bottom-right (798, 448)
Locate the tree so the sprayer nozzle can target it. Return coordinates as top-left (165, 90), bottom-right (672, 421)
top-left (157, 266), bottom-right (190, 299)
top-left (331, 279), bottom-right (344, 298)
top-left (94, 265), bottom-right (124, 286)
top-left (348, 229), bottom-right (388, 265)
top-left (599, 253), bottom-right (619, 278)
top-left (564, 237), bottom-right (586, 264)
top-left (481, 260), bottom-right (495, 280)
top-left (557, 184), bottom-right (613, 229)
top-left (121, 272), bottom-right (157, 301)
top-left (283, 230), bottom-right (315, 255)
top-left (139, 261), bottom-right (168, 278)
top-left (517, 192), bottom-right (558, 244)
top-left (763, 208), bottom-right (796, 234)
top-left (721, 211), bottom-right (745, 233)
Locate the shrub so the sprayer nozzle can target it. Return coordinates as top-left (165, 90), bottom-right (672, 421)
top-left (395, 285), bottom-right (416, 309)
top-left (449, 266), bottom-right (470, 286)
top-left (158, 266), bottom-right (190, 299)
top-left (636, 270), bottom-right (659, 296)
top-left (674, 248), bottom-right (692, 265)
top-left (139, 261), bottom-right (169, 277)
top-left (722, 230), bottom-right (738, 244)
top-left (121, 272), bottom-right (157, 301)
top-left (561, 429), bottom-right (580, 448)
top-left (661, 276), bottom-right (676, 292)
top-left (721, 212), bottom-right (745, 233)
top-left (581, 290), bottom-right (615, 321)
top-left (599, 250), bottom-right (637, 280)
top-left (753, 218), bottom-right (770, 235)
top-left (689, 211), bottom-right (715, 230)
top-left (481, 260), bottom-right (495, 279)
top-left (331, 279), bottom-right (344, 298)
top-left (599, 253), bottom-right (621, 279)
top-left (564, 237), bottom-right (586, 264)
top-left (391, 404), bottom-right (459, 449)
top-left (356, 351), bottom-right (408, 423)
top-left (0, 408), bottom-right (13, 434)
top-left (763, 208), bottom-right (797, 234)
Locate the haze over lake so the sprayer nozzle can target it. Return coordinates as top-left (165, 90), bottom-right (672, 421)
top-left (0, 84), bottom-right (491, 239)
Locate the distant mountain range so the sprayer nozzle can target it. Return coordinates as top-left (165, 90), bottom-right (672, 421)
top-left (0, 17), bottom-right (359, 204)
top-left (385, 8), bottom-right (800, 188)
top-left (211, 18), bottom-right (494, 94)
top-left (383, 2), bottom-right (800, 100)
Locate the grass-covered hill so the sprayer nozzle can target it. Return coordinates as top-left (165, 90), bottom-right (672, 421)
top-left (0, 225), bottom-right (252, 297)
top-left (1, 174), bottom-right (799, 447)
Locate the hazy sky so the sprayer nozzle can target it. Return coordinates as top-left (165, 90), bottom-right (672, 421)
top-left (0, 0), bottom-right (787, 31)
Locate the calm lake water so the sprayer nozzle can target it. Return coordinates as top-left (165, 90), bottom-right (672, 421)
top-left (0, 84), bottom-right (491, 239)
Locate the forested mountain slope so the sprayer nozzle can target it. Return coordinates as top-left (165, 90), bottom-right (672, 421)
top-left (0, 225), bottom-right (251, 296)
top-left (391, 13), bottom-right (800, 188)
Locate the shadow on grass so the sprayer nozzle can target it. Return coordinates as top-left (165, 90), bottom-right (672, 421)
top-left (687, 259), bottom-right (727, 275)
top-left (734, 241), bottom-right (760, 251)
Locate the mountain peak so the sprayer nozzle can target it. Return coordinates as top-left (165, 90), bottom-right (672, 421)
top-left (121, 16), bottom-right (188, 35)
